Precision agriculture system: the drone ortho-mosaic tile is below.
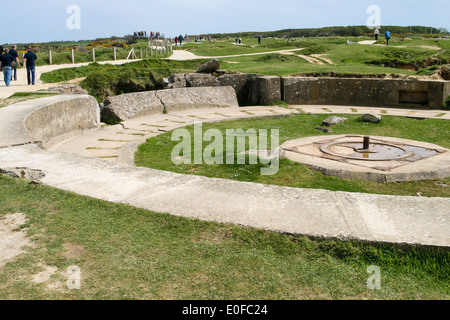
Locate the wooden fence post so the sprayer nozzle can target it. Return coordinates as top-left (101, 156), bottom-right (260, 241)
top-left (71, 49), bottom-right (75, 64)
top-left (113, 47), bottom-right (117, 60)
top-left (49, 50), bottom-right (52, 65)
top-left (92, 48), bottom-right (96, 62)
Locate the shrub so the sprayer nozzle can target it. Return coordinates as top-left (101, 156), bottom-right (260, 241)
top-left (443, 95), bottom-right (450, 110)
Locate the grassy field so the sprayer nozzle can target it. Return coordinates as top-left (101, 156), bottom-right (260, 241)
top-left (39, 35), bottom-right (450, 103)
top-left (0, 174), bottom-right (448, 300)
top-left (3, 34), bottom-right (449, 300)
top-left (135, 114), bottom-right (450, 198)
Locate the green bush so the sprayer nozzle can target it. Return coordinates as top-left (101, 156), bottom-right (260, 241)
top-left (81, 66), bottom-right (170, 102)
top-left (444, 95), bottom-right (450, 110)
top-left (301, 44), bottom-right (330, 55)
top-left (253, 53), bottom-right (305, 63)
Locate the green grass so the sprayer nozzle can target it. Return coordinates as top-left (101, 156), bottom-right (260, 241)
top-left (183, 36), bottom-right (447, 76)
top-left (0, 174), bottom-right (448, 300)
top-left (41, 59), bottom-right (210, 102)
top-left (135, 114), bottom-right (450, 198)
top-left (38, 36), bottom-right (448, 104)
top-left (0, 92), bottom-right (59, 108)
top-left (179, 37), bottom-right (311, 56)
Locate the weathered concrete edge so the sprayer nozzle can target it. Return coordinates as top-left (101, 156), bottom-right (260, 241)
top-left (102, 86), bottom-right (240, 122)
top-left (0, 95), bottom-right (100, 149)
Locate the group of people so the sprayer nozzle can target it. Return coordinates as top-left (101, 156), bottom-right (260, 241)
top-left (0, 45), bottom-right (38, 87)
top-left (374, 29), bottom-right (392, 45)
top-left (133, 31), bottom-right (147, 38)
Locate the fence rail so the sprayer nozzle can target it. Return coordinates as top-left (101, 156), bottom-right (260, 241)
top-left (24, 40), bottom-right (174, 66)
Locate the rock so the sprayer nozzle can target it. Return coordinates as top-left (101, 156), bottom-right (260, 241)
top-left (165, 73), bottom-right (187, 89)
top-left (315, 127), bottom-right (333, 133)
top-left (212, 69), bottom-right (227, 76)
top-left (194, 59), bottom-right (221, 73)
top-left (0, 167), bottom-right (45, 183)
top-left (47, 84), bottom-right (88, 95)
top-left (362, 114), bottom-right (383, 123)
top-left (322, 116), bottom-right (348, 126)
top-left (439, 65), bottom-right (450, 80)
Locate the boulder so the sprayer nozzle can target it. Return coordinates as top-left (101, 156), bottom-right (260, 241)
top-left (194, 59), bottom-right (220, 73)
top-left (166, 74), bottom-right (187, 89)
top-left (0, 167), bottom-right (45, 183)
top-left (322, 116), bottom-right (348, 126)
top-left (315, 127), bottom-right (333, 133)
top-left (362, 114), bottom-right (383, 123)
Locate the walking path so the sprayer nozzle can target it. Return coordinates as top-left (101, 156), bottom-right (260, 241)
top-left (52, 105), bottom-right (450, 163)
top-left (0, 59), bottom-right (141, 99)
top-left (168, 48), bottom-right (308, 60)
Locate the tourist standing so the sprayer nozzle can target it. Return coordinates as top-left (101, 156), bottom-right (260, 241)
top-left (23, 46), bottom-right (38, 85)
top-left (258, 35), bottom-right (262, 45)
top-left (0, 48), bottom-right (15, 87)
top-left (385, 30), bottom-right (391, 46)
top-left (9, 45), bottom-right (20, 81)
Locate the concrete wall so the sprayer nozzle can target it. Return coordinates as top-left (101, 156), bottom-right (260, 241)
top-left (282, 77), bottom-right (449, 109)
top-left (101, 86), bottom-right (239, 123)
top-left (165, 72), bottom-right (450, 109)
top-left (0, 95), bottom-right (100, 149)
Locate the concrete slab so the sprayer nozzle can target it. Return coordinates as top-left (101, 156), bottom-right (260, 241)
top-left (1, 100), bottom-right (449, 248)
top-left (0, 144), bottom-right (448, 248)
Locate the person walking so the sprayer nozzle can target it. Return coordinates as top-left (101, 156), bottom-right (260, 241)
top-left (385, 30), bottom-right (391, 46)
top-left (258, 35), bottom-right (262, 45)
top-left (23, 46), bottom-right (38, 85)
top-left (0, 47), bottom-right (15, 87)
top-left (9, 45), bottom-right (20, 81)
top-left (374, 29), bottom-right (380, 41)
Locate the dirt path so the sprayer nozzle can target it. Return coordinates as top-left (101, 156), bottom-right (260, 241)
top-left (311, 54), bottom-right (334, 64)
top-left (0, 213), bottom-right (29, 268)
top-left (168, 48), bottom-right (306, 60)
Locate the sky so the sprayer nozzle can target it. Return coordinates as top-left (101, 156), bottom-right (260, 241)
top-left (1, 0), bottom-right (449, 44)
